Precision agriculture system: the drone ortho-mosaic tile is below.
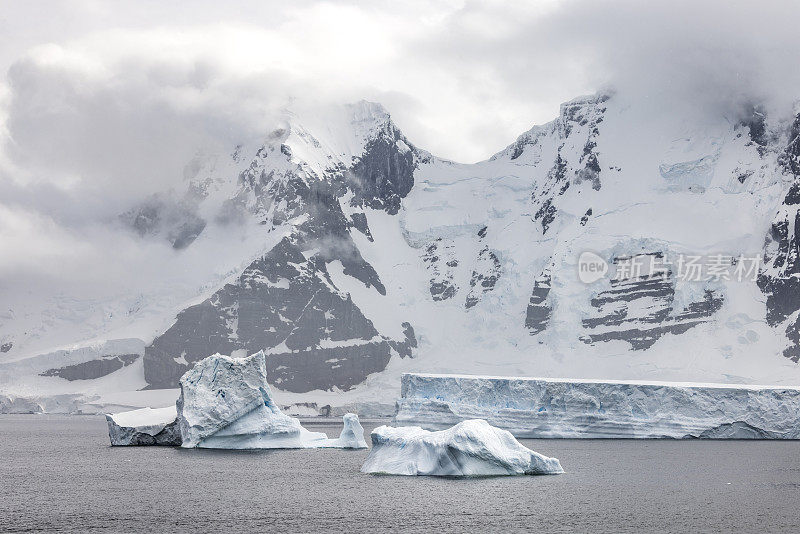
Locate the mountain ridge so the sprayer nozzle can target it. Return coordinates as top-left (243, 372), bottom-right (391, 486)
top-left (3, 91), bottom-right (800, 413)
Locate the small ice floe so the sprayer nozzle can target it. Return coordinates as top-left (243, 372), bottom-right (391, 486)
top-left (106, 406), bottom-right (181, 446)
top-left (360, 419), bottom-right (563, 476)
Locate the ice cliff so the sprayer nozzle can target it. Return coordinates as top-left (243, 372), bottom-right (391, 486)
top-left (394, 373), bottom-right (800, 439)
top-left (361, 419), bottom-right (563, 476)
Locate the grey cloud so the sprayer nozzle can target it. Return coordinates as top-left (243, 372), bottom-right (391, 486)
top-left (407, 0), bottom-right (800, 126)
top-left (3, 54), bottom-right (284, 222)
top-left (1, 0), bottom-right (799, 289)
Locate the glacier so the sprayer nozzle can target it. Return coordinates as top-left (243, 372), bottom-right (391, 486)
top-left (394, 373), bottom-right (800, 439)
top-left (7, 92), bottom-right (800, 415)
top-left (360, 419), bottom-right (563, 476)
top-left (106, 351), bottom-right (367, 448)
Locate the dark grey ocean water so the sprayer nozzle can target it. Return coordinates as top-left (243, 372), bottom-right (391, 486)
top-left (1, 415), bottom-right (799, 533)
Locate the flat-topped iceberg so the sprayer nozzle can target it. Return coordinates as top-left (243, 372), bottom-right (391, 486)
top-left (106, 406), bottom-right (181, 446)
top-left (361, 419), bottom-right (563, 476)
top-left (105, 351), bottom-right (366, 449)
top-left (395, 373), bottom-right (800, 439)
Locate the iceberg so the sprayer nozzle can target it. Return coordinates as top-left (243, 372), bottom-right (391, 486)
top-left (360, 419), bottom-right (563, 476)
top-left (106, 406), bottom-right (181, 446)
top-left (394, 373), bottom-right (800, 439)
top-left (318, 413), bottom-right (369, 449)
top-left (105, 351), bottom-right (367, 448)
top-left (176, 350), bottom-right (365, 449)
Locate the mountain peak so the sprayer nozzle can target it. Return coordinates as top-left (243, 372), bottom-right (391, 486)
top-left (346, 100), bottom-right (391, 126)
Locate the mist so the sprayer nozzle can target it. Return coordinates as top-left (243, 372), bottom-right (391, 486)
top-left (1, 0), bottom-right (799, 300)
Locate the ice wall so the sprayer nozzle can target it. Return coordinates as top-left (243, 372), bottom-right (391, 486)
top-left (394, 373), bottom-right (800, 439)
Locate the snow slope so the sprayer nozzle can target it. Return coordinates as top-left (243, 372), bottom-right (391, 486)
top-left (3, 92), bottom-right (800, 413)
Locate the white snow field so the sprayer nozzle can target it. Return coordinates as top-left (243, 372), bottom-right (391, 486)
top-left (105, 351), bottom-right (367, 448)
top-left (361, 419), bottom-right (563, 476)
top-left (394, 373), bottom-right (800, 439)
top-left (5, 91), bottom-right (800, 416)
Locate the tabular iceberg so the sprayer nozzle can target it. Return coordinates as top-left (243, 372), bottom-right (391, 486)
top-left (106, 406), bottom-right (181, 446)
top-left (395, 373), bottom-right (800, 439)
top-left (361, 419), bottom-right (563, 476)
top-left (105, 351), bottom-right (367, 449)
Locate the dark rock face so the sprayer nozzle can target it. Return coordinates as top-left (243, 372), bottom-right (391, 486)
top-left (741, 106), bottom-right (770, 154)
top-left (390, 322), bottom-right (418, 358)
top-left (581, 253), bottom-right (724, 350)
top-left (0, 342), bottom-right (11, 353)
top-left (785, 320), bottom-right (800, 363)
top-left (525, 268), bottom-right (552, 334)
top-left (168, 218), bottom-right (207, 250)
top-left (40, 354), bottom-right (139, 381)
top-left (347, 121), bottom-right (417, 215)
top-left (144, 116), bottom-right (420, 392)
top-left (737, 169), bottom-right (754, 184)
top-left (350, 212), bottom-right (374, 241)
top-left (576, 139), bottom-right (602, 191)
top-left (534, 197), bottom-right (557, 235)
top-left (298, 182), bottom-right (386, 296)
top-left (530, 94), bottom-right (607, 236)
top-left (580, 208), bottom-right (592, 226)
top-left (236, 166), bottom-right (309, 226)
top-left (758, 112), bottom-right (800, 362)
top-left (465, 247), bottom-right (501, 309)
top-left (265, 343), bottom-right (390, 392)
top-left (758, 212), bottom-right (800, 326)
top-left (423, 239), bottom-right (458, 301)
top-left (144, 237), bottom-right (408, 392)
top-left (785, 182), bottom-right (800, 205)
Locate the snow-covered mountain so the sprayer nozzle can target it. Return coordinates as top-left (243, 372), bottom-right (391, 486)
top-left (3, 92), bottom-right (800, 414)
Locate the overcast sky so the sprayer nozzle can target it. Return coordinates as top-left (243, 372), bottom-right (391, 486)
top-left (1, 0), bottom-right (799, 283)
top-left (3, 0), bottom-right (797, 164)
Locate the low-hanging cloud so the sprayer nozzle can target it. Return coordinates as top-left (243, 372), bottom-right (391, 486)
top-left (410, 0), bottom-right (800, 129)
top-left (0, 0), bottom-right (799, 310)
